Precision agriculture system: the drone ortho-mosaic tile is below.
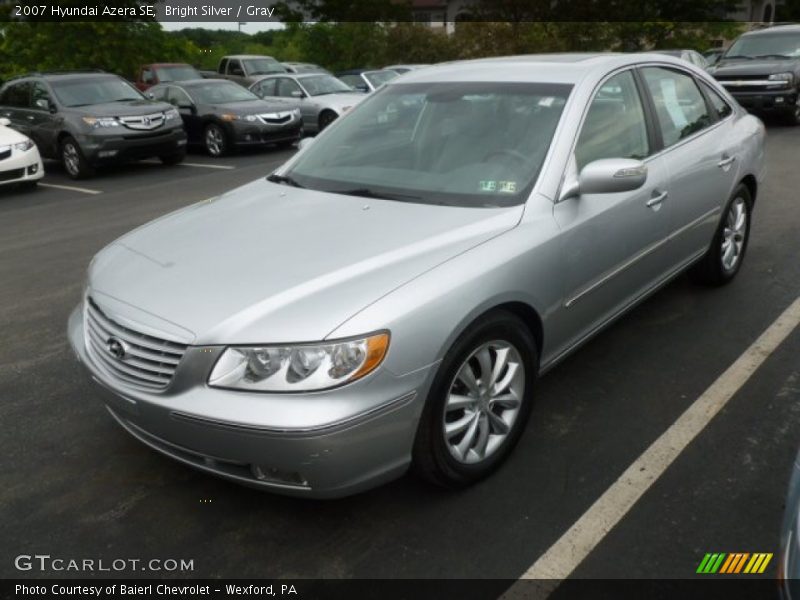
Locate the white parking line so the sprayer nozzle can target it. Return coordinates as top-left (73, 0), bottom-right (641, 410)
top-left (503, 295), bottom-right (800, 598)
top-left (39, 183), bottom-right (102, 195)
top-left (141, 160), bottom-right (234, 170)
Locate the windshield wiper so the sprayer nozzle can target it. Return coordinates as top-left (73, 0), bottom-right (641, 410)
top-left (334, 188), bottom-right (422, 201)
top-left (267, 173), bottom-right (305, 188)
top-left (753, 54), bottom-right (792, 59)
top-left (723, 54), bottom-right (753, 60)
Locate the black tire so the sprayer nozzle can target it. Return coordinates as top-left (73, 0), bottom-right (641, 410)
top-left (689, 183), bottom-right (753, 286)
top-left (60, 135), bottom-right (94, 180)
top-left (412, 310), bottom-right (538, 488)
top-left (783, 99), bottom-right (800, 126)
top-left (318, 110), bottom-right (337, 132)
top-left (159, 149), bottom-right (186, 165)
top-left (204, 123), bottom-right (228, 157)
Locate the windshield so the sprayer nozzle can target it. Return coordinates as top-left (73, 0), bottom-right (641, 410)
top-left (300, 75), bottom-right (352, 96)
top-left (51, 77), bottom-right (143, 107)
top-left (243, 58), bottom-right (286, 75)
top-left (282, 81), bottom-right (572, 208)
top-left (725, 33), bottom-right (800, 59)
top-left (365, 70), bottom-right (399, 88)
top-left (155, 65), bottom-right (201, 82)
top-left (190, 81), bottom-right (260, 104)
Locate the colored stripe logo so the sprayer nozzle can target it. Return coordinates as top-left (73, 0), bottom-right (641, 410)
top-left (696, 552), bottom-right (772, 574)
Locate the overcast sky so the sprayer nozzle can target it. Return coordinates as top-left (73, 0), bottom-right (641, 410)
top-left (159, 21), bottom-right (285, 33)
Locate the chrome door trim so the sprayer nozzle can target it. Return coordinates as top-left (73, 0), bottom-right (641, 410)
top-left (564, 205), bottom-right (720, 308)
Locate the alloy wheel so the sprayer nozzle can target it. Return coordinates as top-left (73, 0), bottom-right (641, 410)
top-left (205, 126), bottom-right (224, 156)
top-left (443, 341), bottom-right (525, 465)
top-left (721, 196), bottom-right (747, 272)
top-left (63, 143), bottom-right (80, 176)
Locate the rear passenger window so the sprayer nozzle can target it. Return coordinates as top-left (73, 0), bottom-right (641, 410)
top-left (701, 82), bottom-right (733, 120)
top-left (642, 67), bottom-right (713, 147)
top-left (0, 82), bottom-right (31, 108)
top-left (575, 71), bottom-right (650, 170)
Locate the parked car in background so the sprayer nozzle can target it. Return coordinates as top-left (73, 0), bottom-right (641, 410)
top-left (249, 72), bottom-right (365, 133)
top-left (282, 62), bottom-right (330, 75)
top-left (135, 63), bottom-right (203, 91)
top-left (0, 71), bottom-right (186, 179)
top-left (0, 116), bottom-right (43, 190)
top-left (149, 79), bottom-right (302, 157)
top-left (709, 24), bottom-right (800, 125)
top-left (384, 64), bottom-right (430, 74)
top-left (213, 55), bottom-right (287, 87)
top-left (651, 49), bottom-right (709, 69)
top-left (335, 69), bottom-right (399, 93)
top-left (68, 53), bottom-right (765, 498)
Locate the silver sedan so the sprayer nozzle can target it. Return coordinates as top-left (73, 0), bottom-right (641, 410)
top-left (68, 53), bottom-right (765, 498)
top-left (249, 73), bottom-right (365, 133)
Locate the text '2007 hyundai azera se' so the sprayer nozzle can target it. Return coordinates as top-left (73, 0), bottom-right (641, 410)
top-left (68, 54), bottom-right (765, 498)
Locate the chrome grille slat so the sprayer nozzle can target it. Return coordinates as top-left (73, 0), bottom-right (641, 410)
top-left (84, 298), bottom-right (187, 390)
top-left (85, 314), bottom-right (181, 362)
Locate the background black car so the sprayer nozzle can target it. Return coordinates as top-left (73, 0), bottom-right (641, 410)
top-left (0, 71), bottom-right (187, 179)
top-left (709, 24), bottom-right (800, 125)
top-left (149, 79), bottom-right (303, 157)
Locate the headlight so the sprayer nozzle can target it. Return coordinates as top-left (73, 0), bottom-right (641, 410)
top-left (164, 108), bottom-right (180, 121)
top-left (208, 332), bottom-right (390, 392)
top-left (13, 139), bottom-right (34, 152)
top-left (82, 116), bottom-right (120, 128)
top-left (220, 113), bottom-right (240, 122)
top-left (768, 72), bottom-right (794, 85)
top-left (244, 114), bottom-right (257, 122)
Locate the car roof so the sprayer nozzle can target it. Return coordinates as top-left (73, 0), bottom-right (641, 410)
top-left (394, 53), bottom-right (691, 85)
top-left (742, 24), bottom-right (800, 36)
top-left (145, 63), bottom-right (195, 68)
top-left (160, 78), bottom-right (228, 87)
top-left (224, 54), bottom-right (277, 60)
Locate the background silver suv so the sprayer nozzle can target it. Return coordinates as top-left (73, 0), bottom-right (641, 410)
top-left (68, 53), bottom-right (765, 498)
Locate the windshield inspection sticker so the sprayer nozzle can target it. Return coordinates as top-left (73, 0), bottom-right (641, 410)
top-left (480, 180), bottom-right (497, 192)
top-left (480, 180), bottom-right (518, 193)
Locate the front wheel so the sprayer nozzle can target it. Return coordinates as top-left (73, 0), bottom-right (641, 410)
top-left (318, 110), bottom-right (337, 132)
top-left (689, 184), bottom-right (752, 286)
top-left (783, 97), bottom-right (800, 126)
top-left (60, 136), bottom-right (94, 179)
top-left (204, 123), bottom-right (228, 157)
top-left (412, 311), bottom-right (537, 488)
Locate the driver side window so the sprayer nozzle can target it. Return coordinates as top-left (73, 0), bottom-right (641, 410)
top-left (575, 70), bottom-right (650, 171)
top-left (277, 79), bottom-right (302, 98)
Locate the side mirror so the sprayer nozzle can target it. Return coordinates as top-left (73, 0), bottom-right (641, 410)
top-left (34, 98), bottom-right (51, 111)
top-left (146, 92), bottom-right (155, 100)
top-left (0, 117), bottom-right (10, 127)
top-left (355, 83), bottom-right (369, 93)
top-left (298, 137), bottom-right (314, 150)
top-left (231, 68), bottom-right (244, 76)
top-left (177, 102), bottom-right (195, 113)
top-left (582, 158), bottom-right (647, 194)
top-left (562, 158), bottom-right (647, 201)
top-left (291, 90), bottom-right (305, 99)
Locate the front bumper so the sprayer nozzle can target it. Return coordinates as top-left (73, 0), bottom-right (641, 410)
top-left (227, 118), bottom-right (303, 147)
top-left (67, 303), bottom-right (432, 498)
top-left (0, 146), bottom-right (44, 187)
top-left (77, 126), bottom-right (187, 164)
top-left (724, 88), bottom-right (798, 114)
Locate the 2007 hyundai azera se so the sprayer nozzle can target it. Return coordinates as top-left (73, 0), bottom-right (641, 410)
top-left (68, 54), bottom-right (766, 498)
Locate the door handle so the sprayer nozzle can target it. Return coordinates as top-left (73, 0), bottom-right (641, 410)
top-left (718, 155), bottom-right (736, 169)
top-left (646, 190), bottom-right (669, 208)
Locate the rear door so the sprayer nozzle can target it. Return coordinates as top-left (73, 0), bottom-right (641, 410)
top-left (26, 81), bottom-right (60, 158)
top-left (639, 66), bottom-right (739, 266)
top-left (553, 69), bottom-right (673, 354)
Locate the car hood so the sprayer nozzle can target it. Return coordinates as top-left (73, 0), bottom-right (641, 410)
top-left (71, 100), bottom-right (173, 117)
top-left (308, 92), bottom-right (365, 111)
top-left (89, 180), bottom-right (523, 344)
top-left (208, 100), bottom-right (292, 115)
top-left (711, 59), bottom-right (796, 77)
top-left (0, 124), bottom-right (30, 145)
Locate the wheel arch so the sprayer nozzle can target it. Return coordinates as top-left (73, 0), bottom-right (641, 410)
top-left (740, 174), bottom-right (758, 205)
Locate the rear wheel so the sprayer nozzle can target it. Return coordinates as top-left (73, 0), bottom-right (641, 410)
top-left (784, 96), bottom-right (800, 126)
top-left (689, 184), bottom-right (752, 286)
top-left (204, 123), bottom-right (228, 157)
top-left (318, 110), bottom-right (337, 132)
top-left (60, 136), bottom-right (94, 179)
top-left (412, 311), bottom-right (537, 488)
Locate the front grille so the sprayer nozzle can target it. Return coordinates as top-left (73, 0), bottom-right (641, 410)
top-left (84, 298), bottom-right (187, 390)
top-left (716, 76), bottom-right (786, 93)
top-left (119, 113), bottom-right (166, 131)
top-left (0, 146), bottom-right (10, 161)
top-left (0, 168), bottom-right (23, 182)
top-left (121, 129), bottom-right (172, 140)
top-left (258, 112), bottom-right (294, 125)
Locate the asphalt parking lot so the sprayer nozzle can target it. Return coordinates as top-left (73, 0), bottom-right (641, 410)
top-left (1, 128), bottom-right (799, 587)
